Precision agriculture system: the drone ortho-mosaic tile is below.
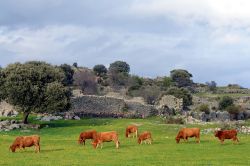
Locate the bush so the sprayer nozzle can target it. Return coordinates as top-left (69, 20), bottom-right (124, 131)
top-left (226, 105), bottom-right (243, 115)
top-left (219, 96), bottom-right (234, 110)
top-left (166, 87), bottom-right (192, 108)
top-left (198, 104), bottom-right (210, 114)
top-left (161, 115), bottom-right (185, 124)
top-left (109, 61), bottom-right (130, 73)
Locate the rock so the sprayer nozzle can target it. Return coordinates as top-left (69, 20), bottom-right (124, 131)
top-left (200, 112), bottom-right (209, 122)
top-left (0, 101), bottom-right (18, 117)
top-left (10, 120), bottom-right (16, 124)
top-left (209, 111), bottom-right (217, 121)
top-left (236, 112), bottom-right (245, 120)
top-left (40, 115), bottom-right (63, 121)
top-left (243, 110), bottom-right (250, 119)
top-left (73, 116), bottom-right (80, 120)
top-left (216, 111), bottom-right (230, 121)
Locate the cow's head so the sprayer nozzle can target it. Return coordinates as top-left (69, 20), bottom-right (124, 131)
top-left (78, 138), bottom-right (83, 145)
top-left (91, 140), bottom-right (99, 149)
top-left (214, 131), bottom-right (220, 137)
top-left (9, 145), bottom-right (16, 152)
top-left (175, 131), bottom-right (183, 143)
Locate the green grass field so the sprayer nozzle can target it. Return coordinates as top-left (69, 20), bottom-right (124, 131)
top-left (0, 118), bottom-right (249, 166)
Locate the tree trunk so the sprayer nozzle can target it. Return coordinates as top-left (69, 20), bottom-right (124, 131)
top-left (23, 112), bottom-right (30, 124)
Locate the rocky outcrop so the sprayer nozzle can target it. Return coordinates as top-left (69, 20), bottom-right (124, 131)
top-left (0, 101), bottom-right (18, 117)
top-left (189, 111), bottom-right (231, 122)
top-left (157, 95), bottom-right (183, 113)
top-left (70, 95), bottom-right (158, 118)
top-left (0, 120), bottom-right (40, 132)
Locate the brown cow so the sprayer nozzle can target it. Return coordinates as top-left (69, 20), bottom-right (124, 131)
top-left (176, 128), bottom-right (200, 143)
top-left (78, 130), bottom-right (97, 145)
top-left (138, 131), bottom-right (152, 144)
top-left (125, 125), bottom-right (138, 138)
top-left (214, 129), bottom-right (239, 144)
top-left (91, 131), bottom-right (120, 149)
top-left (10, 135), bottom-right (40, 153)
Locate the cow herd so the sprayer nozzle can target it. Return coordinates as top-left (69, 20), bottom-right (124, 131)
top-left (9, 125), bottom-right (239, 153)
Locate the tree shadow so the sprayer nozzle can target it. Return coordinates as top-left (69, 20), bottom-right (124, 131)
top-left (39, 118), bottom-right (111, 128)
top-left (17, 148), bottom-right (64, 153)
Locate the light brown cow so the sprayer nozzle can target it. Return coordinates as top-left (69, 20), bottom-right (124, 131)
top-left (78, 130), bottom-right (97, 145)
top-left (125, 125), bottom-right (138, 138)
top-left (176, 128), bottom-right (200, 143)
top-left (10, 135), bottom-right (40, 153)
top-left (91, 131), bottom-right (120, 149)
top-left (214, 129), bottom-right (239, 144)
top-left (138, 131), bottom-right (152, 144)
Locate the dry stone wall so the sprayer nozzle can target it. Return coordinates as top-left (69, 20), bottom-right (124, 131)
top-left (70, 95), bottom-right (158, 118)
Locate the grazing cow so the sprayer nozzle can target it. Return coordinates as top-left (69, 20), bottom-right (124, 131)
top-left (78, 130), bottom-right (97, 145)
top-left (10, 135), bottom-right (40, 153)
top-left (214, 129), bottom-right (239, 144)
top-left (176, 128), bottom-right (200, 143)
top-left (92, 131), bottom-right (120, 149)
top-left (138, 131), bottom-right (152, 144)
top-left (125, 125), bottom-right (138, 138)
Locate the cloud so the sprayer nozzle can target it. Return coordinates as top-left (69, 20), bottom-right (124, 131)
top-left (0, 0), bottom-right (250, 88)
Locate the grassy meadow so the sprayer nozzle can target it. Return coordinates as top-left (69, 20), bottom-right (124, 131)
top-left (0, 117), bottom-right (249, 166)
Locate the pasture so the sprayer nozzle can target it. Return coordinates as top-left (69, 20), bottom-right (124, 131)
top-left (0, 118), bottom-right (249, 166)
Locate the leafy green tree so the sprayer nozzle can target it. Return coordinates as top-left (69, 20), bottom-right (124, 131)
top-left (226, 105), bottom-right (243, 115)
top-left (1, 61), bottom-right (71, 124)
top-left (109, 61), bottom-right (130, 74)
top-left (198, 104), bottom-right (210, 114)
top-left (60, 64), bottom-right (74, 86)
top-left (219, 96), bottom-right (234, 110)
top-left (170, 69), bottom-right (193, 87)
top-left (93, 64), bottom-right (107, 76)
top-left (166, 87), bottom-right (192, 108)
top-left (162, 77), bottom-right (174, 88)
top-left (0, 68), bottom-right (6, 101)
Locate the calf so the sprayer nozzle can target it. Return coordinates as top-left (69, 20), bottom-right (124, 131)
top-left (138, 131), bottom-right (152, 144)
top-left (78, 130), bottom-right (97, 145)
top-left (214, 129), bottom-right (239, 144)
top-left (176, 128), bottom-right (200, 143)
top-left (125, 125), bottom-right (138, 138)
top-left (92, 131), bottom-right (120, 149)
top-left (10, 135), bottom-right (40, 153)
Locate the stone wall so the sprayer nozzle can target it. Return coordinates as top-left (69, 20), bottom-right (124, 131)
top-left (157, 95), bottom-right (183, 113)
top-left (70, 95), bottom-right (158, 118)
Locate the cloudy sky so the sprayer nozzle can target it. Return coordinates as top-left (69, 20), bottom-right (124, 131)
top-left (1, 0), bottom-right (250, 87)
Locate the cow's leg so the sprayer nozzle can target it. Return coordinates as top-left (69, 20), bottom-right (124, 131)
top-left (115, 141), bottom-right (119, 149)
top-left (135, 130), bottom-right (138, 138)
top-left (83, 139), bottom-right (86, 146)
top-left (220, 138), bottom-right (224, 144)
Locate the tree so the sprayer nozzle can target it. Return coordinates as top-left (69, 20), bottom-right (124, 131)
top-left (170, 69), bottom-right (193, 87)
top-left (219, 96), bottom-right (234, 110)
top-left (1, 61), bottom-right (71, 124)
top-left (206, 81), bottom-right (217, 92)
top-left (93, 64), bottom-right (107, 76)
top-left (166, 87), bottom-right (192, 108)
top-left (73, 62), bottom-right (78, 68)
top-left (0, 68), bottom-right (5, 101)
top-left (60, 64), bottom-right (74, 86)
top-left (109, 61), bottom-right (130, 74)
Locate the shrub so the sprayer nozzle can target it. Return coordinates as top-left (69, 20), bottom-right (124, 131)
top-left (219, 96), bottom-right (234, 110)
top-left (166, 87), bottom-right (192, 108)
top-left (161, 115), bottom-right (185, 124)
top-left (198, 104), bottom-right (210, 114)
top-left (226, 105), bottom-right (243, 115)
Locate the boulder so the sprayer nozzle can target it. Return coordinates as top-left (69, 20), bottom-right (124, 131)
top-left (216, 111), bottom-right (230, 121)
